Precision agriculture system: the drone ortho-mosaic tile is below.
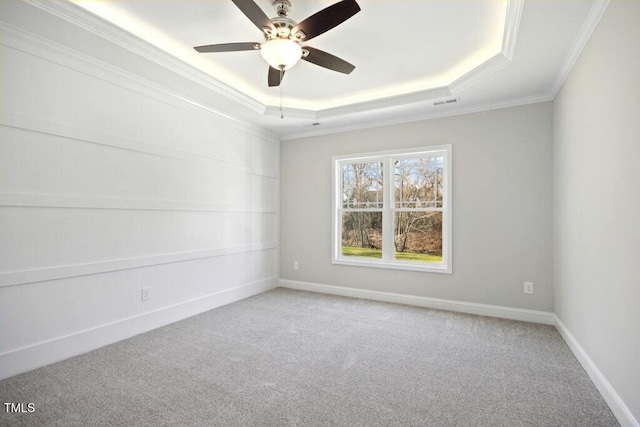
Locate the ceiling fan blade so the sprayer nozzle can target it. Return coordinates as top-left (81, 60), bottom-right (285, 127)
top-left (292, 0), bottom-right (360, 42)
top-left (268, 66), bottom-right (285, 87)
top-left (194, 42), bottom-right (259, 53)
top-left (231, 0), bottom-right (274, 33)
top-left (302, 46), bottom-right (355, 74)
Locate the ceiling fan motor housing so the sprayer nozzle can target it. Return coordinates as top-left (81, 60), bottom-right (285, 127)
top-left (268, 16), bottom-right (305, 41)
top-left (268, 1), bottom-right (304, 41)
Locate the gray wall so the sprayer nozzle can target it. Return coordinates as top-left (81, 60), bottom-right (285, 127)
top-left (281, 102), bottom-right (554, 311)
top-left (553, 0), bottom-right (640, 421)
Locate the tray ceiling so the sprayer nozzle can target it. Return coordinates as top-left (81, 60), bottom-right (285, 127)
top-left (38, 0), bottom-right (609, 138)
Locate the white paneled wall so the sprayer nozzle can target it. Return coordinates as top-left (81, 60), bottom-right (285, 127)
top-left (0, 28), bottom-right (278, 378)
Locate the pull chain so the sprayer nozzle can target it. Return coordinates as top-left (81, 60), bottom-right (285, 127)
top-left (279, 66), bottom-right (285, 119)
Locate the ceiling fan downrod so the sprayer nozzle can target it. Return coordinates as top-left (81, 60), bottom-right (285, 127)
top-left (273, 0), bottom-right (292, 18)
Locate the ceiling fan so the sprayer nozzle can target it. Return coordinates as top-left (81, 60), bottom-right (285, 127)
top-left (194, 0), bottom-right (360, 87)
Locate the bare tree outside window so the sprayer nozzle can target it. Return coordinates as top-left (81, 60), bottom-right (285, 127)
top-left (341, 162), bottom-right (383, 257)
top-left (393, 157), bottom-right (444, 261)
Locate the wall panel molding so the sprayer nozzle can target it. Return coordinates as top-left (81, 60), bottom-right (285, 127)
top-left (0, 21), bottom-right (275, 143)
top-left (1, 112), bottom-right (277, 180)
top-left (0, 8), bottom-right (281, 384)
top-left (22, 0), bottom-right (266, 115)
top-left (0, 192), bottom-right (277, 214)
top-left (0, 244), bottom-right (277, 288)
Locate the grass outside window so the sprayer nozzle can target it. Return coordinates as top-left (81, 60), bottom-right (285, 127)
top-left (341, 246), bottom-right (443, 263)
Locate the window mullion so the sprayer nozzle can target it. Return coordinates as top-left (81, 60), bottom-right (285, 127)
top-left (382, 157), bottom-right (394, 261)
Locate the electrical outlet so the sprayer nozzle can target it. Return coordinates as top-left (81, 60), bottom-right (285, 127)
top-left (293, 261), bottom-right (299, 270)
top-left (524, 282), bottom-right (534, 294)
top-left (141, 287), bottom-right (151, 301)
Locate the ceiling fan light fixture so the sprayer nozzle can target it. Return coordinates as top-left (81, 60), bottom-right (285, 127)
top-left (260, 38), bottom-right (302, 70)
top-left (192, 0), bottom-right (360, 87)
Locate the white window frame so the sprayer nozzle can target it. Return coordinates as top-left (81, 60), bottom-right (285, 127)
top-left (332, 145), bottom-right (452, 274)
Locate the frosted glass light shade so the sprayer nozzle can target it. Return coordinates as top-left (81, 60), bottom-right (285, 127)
top-left (260, 39), bottom-right (302, 70)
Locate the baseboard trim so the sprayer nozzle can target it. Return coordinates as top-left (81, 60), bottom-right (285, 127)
top-left (278, 280), bottom-right (555, 325)
top-left (0, 278), bottom-right (277, 380)
top-left (553, 316), bottom-right (639, 427)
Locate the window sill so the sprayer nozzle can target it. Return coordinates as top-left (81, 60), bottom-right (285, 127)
top-left (332, 258), bottom-right (452, 274)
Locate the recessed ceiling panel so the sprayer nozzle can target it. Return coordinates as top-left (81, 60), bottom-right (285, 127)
top-left (71, 0), bottom-right (508, 109)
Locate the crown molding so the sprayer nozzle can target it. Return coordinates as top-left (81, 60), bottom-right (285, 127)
top-left (263, 106), bottom-right (317, 120)
top-left (449, 53), bottom-right (510, 95)
top-left (272, 0), bottom-right (523, 118)
top-left (264, 86), bottom-right (453, 120)
top-left (502, 0), bottom-right (524, 60)
top-left (446, 0), bottom-right (523, 95)
top-left (0, 21), bottom-right (277, 142)
top-left (281, 92), bottom-right (553, 141)
top-left (550, 0), bottom-right (611, 97)
top-left (318, 86), bottom-right (453, 119)
top-left (265, 0), bottom-right (524, 122)
top-left (23, 0), bottom-right (266, 115)
top-left (21, 0), bottom-right (523, 122)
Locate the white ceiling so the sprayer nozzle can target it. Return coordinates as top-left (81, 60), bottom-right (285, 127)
top-left (66, 0), bottom-right (605, 139)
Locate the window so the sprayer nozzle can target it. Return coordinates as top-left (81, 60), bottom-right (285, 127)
top-left (332, 145), bottom-right (452, 273)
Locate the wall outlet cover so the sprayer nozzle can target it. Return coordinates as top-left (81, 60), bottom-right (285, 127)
top-left (524, 282), bottom-right (534, 294)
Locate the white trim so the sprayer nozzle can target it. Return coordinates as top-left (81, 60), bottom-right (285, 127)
top-left (10, 0), bottom-right (578, 143)
top-left (501, 0), bottom-right (524, 60)
top-left (280, 93), bottom-right (553, 141)
top-left (0, 277), bottom-right (277, 380)
top-left (264, 87), bottom-right (453, 120)
top-left (331, 258), bottom-right (451, 274)
top-left (0, 22), bottom-right (276, 143)
top-left (0, 192), bottom-right (277, 214)
top-left (279, 280), bottom-right (555, 325)
top-left (282, 0), bottom-right (523, 117)
top-left (549, 0), bottom-right (611, 97)
top-left (22, 0), bottom-right (266, 115)
top-left (0, 112), bottom-right (277, 179)
top-left (0, 243), bottom-right (277, 288)
top-left (450, 54), bottom-right (510, 94)
top-left (19, 0), bottom-right (523, 123)
top-left (332, 145), bottom-right (452, 274)
top-left (553, 316), bottom-right (639, 427)
top-left (13, 0), bottom-right (604, 141)
top-left (316, 87), bottom-right (454, 119)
